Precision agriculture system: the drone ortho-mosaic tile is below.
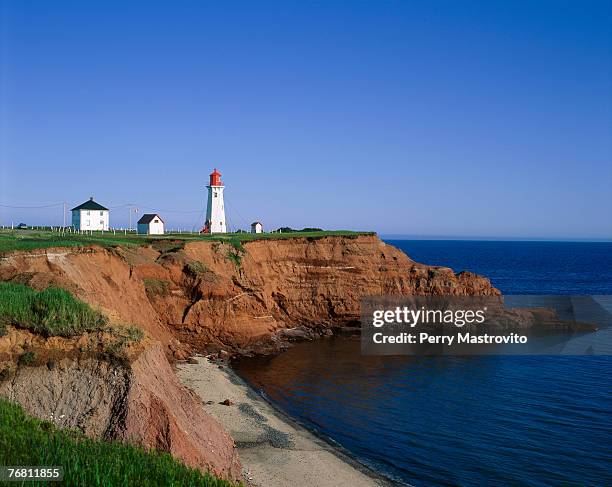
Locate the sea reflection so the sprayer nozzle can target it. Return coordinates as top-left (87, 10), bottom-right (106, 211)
top-left (233, 337), bottom-right (612, 486)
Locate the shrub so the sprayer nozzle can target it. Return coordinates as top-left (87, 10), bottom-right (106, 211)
top-left (0, 368), bottom-right (10, 381)
top-left (103, 325), bottom-right (145, 361)
top-left (185, 260), bottom-right (208, 276)
top-left (0, 283), bottom-right (107, 337)
top-left (226, 251), bottom-right (242, 267)
top-left (185, 261), bottom-right (218, 283)
top-left (125, 325), bottom-right (144, 342)
top-left (228, 239), bottom-right (244, 253)
top-left (151, 240), bottom-right (184, 253)
top-left (18, 351), bottom-right (36, 366)
top-left (225, 240), bottom-right (245, 267)
top-left (142, 278), bottom-right (170, 297)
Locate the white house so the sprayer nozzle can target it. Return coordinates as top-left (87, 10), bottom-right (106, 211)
top-left (137, 214), bottom-right (164, 235)
top-left (251, 221), bottom-right (263, 234)
top-left (71, 197), bottom-right (109, 231)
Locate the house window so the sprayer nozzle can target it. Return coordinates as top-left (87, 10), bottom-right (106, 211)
top-left (100, 220), bottom-right (104, 225)
top-left (100, 211), bottom-right (104, 216)
top-left (154, 219), bottom-right (159, 223)
top-left (86, 211), bottom-right (90, 215)
top-left (214, 193), bottom-right (217, 198)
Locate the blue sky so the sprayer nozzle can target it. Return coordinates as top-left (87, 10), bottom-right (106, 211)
top-left (0, 1), bottom-right (610, 238)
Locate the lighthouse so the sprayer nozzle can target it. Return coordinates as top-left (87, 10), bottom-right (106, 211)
top-left (203, 168), bottom-right (227, 233)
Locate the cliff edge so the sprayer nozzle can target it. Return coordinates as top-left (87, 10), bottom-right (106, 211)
top-left (0, 235), bottom-right (499, 356)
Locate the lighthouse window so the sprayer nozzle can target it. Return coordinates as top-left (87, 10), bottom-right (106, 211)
top-left (214, 193), bottom-right (217, 198)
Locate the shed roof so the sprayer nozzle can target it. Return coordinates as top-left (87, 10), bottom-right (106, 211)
top-left (137, 214), bottom-right (164, 224)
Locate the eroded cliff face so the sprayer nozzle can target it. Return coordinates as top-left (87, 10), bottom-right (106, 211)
top-left (110, 342), bottom-right (241, 479)
top-left (0, 235), bottom-right (499, 356)
top-left (176, 236), bottom-right (499, 351)
top-left (0, 329), bottom-right (241, 481)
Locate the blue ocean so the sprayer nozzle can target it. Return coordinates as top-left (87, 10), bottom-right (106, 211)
top-left (234, 241), bottom-right (612, 486)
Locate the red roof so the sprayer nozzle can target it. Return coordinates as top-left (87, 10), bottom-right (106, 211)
top-left (209, 168), bottom-right (223, 186)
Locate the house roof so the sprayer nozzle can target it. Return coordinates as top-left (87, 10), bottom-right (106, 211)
top-left (251, 221), bottom-right (263, 226)
top-left (71, 197), bottom-right (108, 211)
top-left (137, 214), bottom-right (164, 224)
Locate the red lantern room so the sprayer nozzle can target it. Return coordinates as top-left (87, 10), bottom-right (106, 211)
top-left (209, 168), bottom-right (223, 186)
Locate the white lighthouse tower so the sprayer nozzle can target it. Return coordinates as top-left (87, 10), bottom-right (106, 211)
top-left (203, 168), bottom-right (227, 233)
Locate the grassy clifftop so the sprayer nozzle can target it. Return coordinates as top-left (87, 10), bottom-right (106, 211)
top-left (0, 229), bottom-right (375, 254)
top-left (0, 398), bottom-right (235, 487)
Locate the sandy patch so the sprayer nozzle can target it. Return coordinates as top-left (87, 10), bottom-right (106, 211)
top-left (176, 356), bottom-right (391, 487)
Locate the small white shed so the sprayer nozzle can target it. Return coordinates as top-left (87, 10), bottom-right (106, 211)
top-left (137, 214), bottom-right (165, 235)
top-left (251, 221), bottom-right (263, 234)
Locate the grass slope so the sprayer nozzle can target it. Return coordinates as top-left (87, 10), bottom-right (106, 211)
top-left (0, 229), bottom-right (375, 254)
top-left (0, 398), bottom-right (235, 486)
top-left (0, 283), bottom-right (107, 337)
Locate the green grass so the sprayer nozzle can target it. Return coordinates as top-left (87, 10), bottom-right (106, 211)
top-left (0, 398), bottom-right (236, 487)
top-left (0, 230), bottom-right (141, 254)
top-left (0, 282), bottom-right (108, 337)
top-left (0, 228), bottom-right (375, 254)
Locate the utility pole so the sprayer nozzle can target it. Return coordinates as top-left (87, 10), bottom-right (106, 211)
top-left (63, 202), bottom-right (66, 228)
top-left (129, 206), bottom-right (138, 231)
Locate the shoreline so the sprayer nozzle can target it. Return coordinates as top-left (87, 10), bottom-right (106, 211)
top-left (176, 355), bottom-right (399, 487)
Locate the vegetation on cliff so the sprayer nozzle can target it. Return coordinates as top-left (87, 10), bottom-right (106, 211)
top-left (0, 283), bottom-right (107, 337)
top-left (226, 239), bottom-right (245, 266)
top-left (0, 398), bottom-right (235, 487)
top-left (0, 228), bottom-right (374, 254)
top-left (142, 278), bottom-right (171, 297)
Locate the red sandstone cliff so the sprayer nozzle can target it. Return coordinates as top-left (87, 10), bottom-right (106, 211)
top-left (0, 235), bottom-right (498, 355)
top-left (0, 235), bottom-right (498, 479)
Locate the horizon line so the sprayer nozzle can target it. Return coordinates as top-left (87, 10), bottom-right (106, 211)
top-left (379, 234), bottom-right (612, 243)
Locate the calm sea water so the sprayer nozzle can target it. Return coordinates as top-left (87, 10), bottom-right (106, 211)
top-left (234, 241), bottom-right (612, 486)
